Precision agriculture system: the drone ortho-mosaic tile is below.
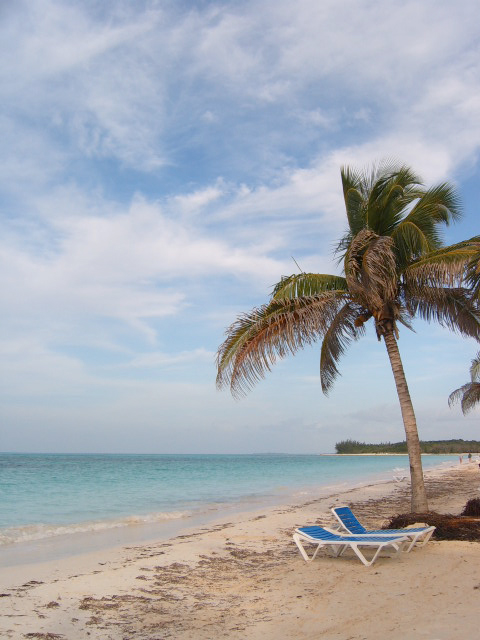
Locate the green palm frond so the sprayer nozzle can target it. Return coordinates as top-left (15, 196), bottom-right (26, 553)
top-left (392, 219), bottom-right (434, 266)
top-left (366, 164), bottom-right (423, 234)
top-left (271, 273), bottom-right (347, 300)
top-left (216, 291), bottom-right (348, 397)
top-left (320, 302), bottom-right (365, 394)
top-left (387, 184), bottom-right (462, 267)
top-left (410, 183), bottom-right (462, 226)
top-left (341, 165), bottom-right (365, 237)
top-left (397, 183), bottom-right (461, 248)
top-left (336, 161), bottom-right (456, 264)
top-left (407, 240), bottom-right (480, 268)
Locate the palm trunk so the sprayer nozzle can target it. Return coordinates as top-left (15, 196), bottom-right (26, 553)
top-left (382, 331), bottom-right (428, 512)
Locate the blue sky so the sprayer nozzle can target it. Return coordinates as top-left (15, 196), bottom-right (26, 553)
top-left (1, 0), bottom-right (479, 454)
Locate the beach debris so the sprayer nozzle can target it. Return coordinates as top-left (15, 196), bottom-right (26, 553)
top-left (384, 508), bottom-right (480, 541)
top-left (23, 634), bottom-right (65, 639)
top-left (461, 498), bottom-right (480, 517)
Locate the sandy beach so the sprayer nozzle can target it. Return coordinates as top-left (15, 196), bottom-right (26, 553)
top-left (1, 462), bottom-right (479, 640)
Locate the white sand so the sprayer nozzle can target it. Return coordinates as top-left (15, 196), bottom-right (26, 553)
top-left (1, 463), bottom-right (479, 639)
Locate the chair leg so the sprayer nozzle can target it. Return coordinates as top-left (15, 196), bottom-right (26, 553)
top-left (293, 535), bottom-right (407, 566)
top-left (412, 529), bottom-right (435, 549)
top-left (336, 544), bottom-right (350, 557)
top-left (293, 533), bottom-right (312, 562)
top-left (350, 543), bottom-right (374, 566)
top-left (293, 534), bottom-right (325, 562)
top-left (350, 541), bottom-right (400, 567)
top-left (405, 536), bottom-right (419, 553)
top-left (391, 539), bottom-right (404, 552)
top-left (311, 544), bottom-right (324, 561)
top-left (405, 528), bottom-right (434, 552)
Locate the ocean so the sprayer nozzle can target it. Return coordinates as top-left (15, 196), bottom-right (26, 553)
top-left (0, 452), bottom-right (458, 566)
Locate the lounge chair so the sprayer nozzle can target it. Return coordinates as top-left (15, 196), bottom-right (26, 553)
top-left (293, 526), bottom-right (408, 566)
top-left (331, 505), bottom-right (435, 552)
top-left (392, 467), bottom-right (407, 482)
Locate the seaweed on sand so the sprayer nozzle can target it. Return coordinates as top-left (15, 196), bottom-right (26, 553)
top-left (384, 506), bottom-right (480, 542)
top-left (461, 498), bottom-right (480, 517)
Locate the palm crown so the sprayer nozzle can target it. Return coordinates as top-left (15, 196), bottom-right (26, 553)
top-left (217, 161), bottom-right (478, 397)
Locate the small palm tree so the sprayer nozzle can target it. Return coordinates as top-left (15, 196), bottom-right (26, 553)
top-left (216, 161), bottom-right (480, 512)
top-left (465, 243), bottom-right (480, 297)
top-left (449, 352), bottom-right (480, 414)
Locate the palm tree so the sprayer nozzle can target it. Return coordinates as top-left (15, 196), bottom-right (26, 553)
top-left (216, 161), bottom-right (480, 512)
top-left (449, 352), bottom-right (480, 414)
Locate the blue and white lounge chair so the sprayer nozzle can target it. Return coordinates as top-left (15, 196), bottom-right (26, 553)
top-left (293, 526), bottom-right (408, 566)
top-left (331, 505), bottom-right (435, 552)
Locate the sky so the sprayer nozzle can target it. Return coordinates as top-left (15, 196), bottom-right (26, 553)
top-left (1, 0), bottom-right (480, 454)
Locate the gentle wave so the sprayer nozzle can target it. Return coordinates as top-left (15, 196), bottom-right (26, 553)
top-left (0, 510), bottom-right (191, 546)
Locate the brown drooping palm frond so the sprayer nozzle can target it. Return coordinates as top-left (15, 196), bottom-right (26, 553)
top-left (448, 352), bottom-right (480, 415)
top-left (405, 286), bottom-right (480, 338)
top-left (403, 236), bottom-right (480, 291)
top-left (319, 301), bottom-right (365, 394)
top-left (344, 230), bottom-right (398, 312)
top-left (464, 238), bottom-right (480, 298)
top-left (216, 291), bottom-right (349, 398)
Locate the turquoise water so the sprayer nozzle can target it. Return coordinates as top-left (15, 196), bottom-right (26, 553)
top-left (0, 453), bottom-right (458, 549)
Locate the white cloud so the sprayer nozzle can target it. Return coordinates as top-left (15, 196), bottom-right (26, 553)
top-left (172, 184), bottom-right (224, 215)
top-left (1, 1), bottom-right (157, 87)
top-left (1, 187), bottom-right (292, 355)
top-left (127, 348), bottom-right (214, 369)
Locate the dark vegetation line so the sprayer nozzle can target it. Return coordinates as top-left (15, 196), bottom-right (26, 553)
top-left (335, 438), bottom-right (480, 454)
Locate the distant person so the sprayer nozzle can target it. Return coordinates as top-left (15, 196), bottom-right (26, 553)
top-left (468, 452), bottom-right (472, 462)
top-left (459, 455), bottom-right (463, 464)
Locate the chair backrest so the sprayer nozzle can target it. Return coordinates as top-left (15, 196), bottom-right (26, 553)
top-left (332, 506), bottom-right (367, 534)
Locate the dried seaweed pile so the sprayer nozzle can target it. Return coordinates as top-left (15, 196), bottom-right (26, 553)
top-left (348, 469), bottom-right (480, 542)
top-left (461, 497), bottom-right (480, 516)
top-left (384, 499), bottom-right (480, 541)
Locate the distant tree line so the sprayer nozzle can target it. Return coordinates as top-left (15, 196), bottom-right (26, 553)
top-left (335, 439), bottom-right (480, 454)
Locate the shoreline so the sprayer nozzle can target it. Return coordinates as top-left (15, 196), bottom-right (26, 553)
top-left (1, 462), bottom-right (479, 639)
top-left (0, 453), bottom-right (459, 564)
top-left (0, 456), bottom-right (458, 570)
